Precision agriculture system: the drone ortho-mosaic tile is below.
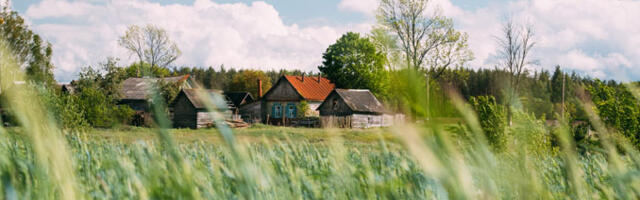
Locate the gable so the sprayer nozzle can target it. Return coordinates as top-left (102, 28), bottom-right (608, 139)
top-left (263, 77), bottom-right (304, 101)
top-left (284, 75), bottom-right (335, 101)
top-left (317, 91), bottom-right (353, 116)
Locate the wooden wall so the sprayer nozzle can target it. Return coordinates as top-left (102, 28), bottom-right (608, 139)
top-left (317, 92), bottom-right (353, 116)
top-left (320, 114), bottom-right (403, 129)
top-left (172, 93), bottom-right (197, 129)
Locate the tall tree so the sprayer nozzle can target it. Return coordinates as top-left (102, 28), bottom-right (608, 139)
top-left (0, 5), bottom-right (55, 85)
top-left (377, 0), bottom-right (472, 74)
top-left (319, 32), bottom-right (390, 98)
top-left (496, 19), bottom-right (535, 124)
top-left (550, 66), bottom-right (564, 103)
top-left (378, 0), bottom-right (472, 118)
top-left (119, 24), bottom-right (181, 76)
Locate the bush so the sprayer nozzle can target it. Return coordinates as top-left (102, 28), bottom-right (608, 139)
top-left (76, 86), bottom-right (133, 128)
top-left (470, 95), bottom-right (506, 151)
top-left (510, 111), bottom-right (551, 155)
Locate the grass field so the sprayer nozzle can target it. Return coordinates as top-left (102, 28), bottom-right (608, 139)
top-left (84, 125), bottom-right (402, 145)
top-left (3, 123), bottom-right (640, 199)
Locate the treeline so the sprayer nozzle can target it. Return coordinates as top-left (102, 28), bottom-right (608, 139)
top-left (169, 66), bottom-right (313, 92)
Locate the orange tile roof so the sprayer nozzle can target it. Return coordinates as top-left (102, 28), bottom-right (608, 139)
top-left (284, 75), bottom-right (335, 101)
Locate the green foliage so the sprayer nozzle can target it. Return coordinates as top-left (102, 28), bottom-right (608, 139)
top-left (550, 66), bottom-right (564, 104)
top-left (228, 69), bottom-right (272, 98)
top-left (319, 32), bottom-right (390, 99)
top-left (470, 95), bottom-right (507, 151)
top-left (158, 80), bottom-right (181, 104)
top-left (510, 111), bottom-right (552, 155)
top-left (42, 89), bottom-right (88, 130)
top-left (76, 86), bottom-right (130, 127)
top-left (588, 80), bottom-right (640, 145)
top-left (72, 60), bottom-right (135, 127)
top-left (296, 100), bottom-right (310, 118)
top-left (0, 7), bottom-right (56, 86)
top-left (125, 62), bottom-right (171, 78)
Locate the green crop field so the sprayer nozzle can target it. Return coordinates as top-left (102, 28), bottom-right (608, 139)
top-left (2, 123), bottom-right (640, 199)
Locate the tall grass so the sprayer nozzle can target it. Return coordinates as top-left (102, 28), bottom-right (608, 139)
top-left (2, 39), bottom-right (640, 199)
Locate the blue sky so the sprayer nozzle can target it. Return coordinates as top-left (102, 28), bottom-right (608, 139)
top-left (10, 0), bottom-right (640, 82)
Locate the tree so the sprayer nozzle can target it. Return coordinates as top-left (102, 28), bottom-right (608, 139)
top-left (124, 62), bottom-right (171, 78)
top-left (319, 32), bottom-right (390, 98)
top-left (378, 0), bottom-right (472, 117)
top-left (377, 0), bottom-right (472, 74)
top-left (369, 27), bottom-right (402, 70)
top-left (550, 65), bottom-right (565, 104)
top-left (0, 5), bottom-right (55, 85)
top-left (72, 60), bottom-right (135, 127)
top-left (228, 70), bottom-right (272, 98)
top-left (119, 24), bottom-right (181, 76)
top-left (496, 19), bottom-right (535, 124)
top-left (297, 100), bottom-right (311, 118)
top-left (588, 81), bottom-right (640, 146)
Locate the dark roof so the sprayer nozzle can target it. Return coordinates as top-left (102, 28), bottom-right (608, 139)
top-left (283, 75), bottom-right (335, 101)
top-left (180, 89), bottom-right (233, 110)
top-left (224, 92), bottom-right (254, 108)
top-left (119, 75), bottom-right (191, 100)
top-left (320, 89), bottom-right (388, 114)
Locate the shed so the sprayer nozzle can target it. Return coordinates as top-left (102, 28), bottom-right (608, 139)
top-left (171, 88), bottom-right (233, 129)
top-left (317, 89), bottom-right (396, 128)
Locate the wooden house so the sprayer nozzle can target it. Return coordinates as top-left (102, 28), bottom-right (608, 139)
top-left (317, 89), bottom-right (396, 128)
top-left (258, 75), bottom-right (335, 125)
top-left (118, 75), bottom-right (194, 125)
top-left (171, 88), bottom-right (234, 129)
top-left (224, 91), bottom-right (254, 121)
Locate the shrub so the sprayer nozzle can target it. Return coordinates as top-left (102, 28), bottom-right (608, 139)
top-left (469, 95), bottom-right (507, 151)
top-left (510, 111), bottom-right (551, 155)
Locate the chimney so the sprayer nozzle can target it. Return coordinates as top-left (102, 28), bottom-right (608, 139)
top-left (302, 73), bottom-right (305, 82)
top-left (317, 73), bottom-right (321, 83)
top-left (257, 79), bottom-right (263, 98)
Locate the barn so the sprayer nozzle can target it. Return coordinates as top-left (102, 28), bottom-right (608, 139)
top-left (259, 75), bottom-right (335, 125)
top-left (118, 75), bottom-right (194, 125)
top-left (171, 88), bottom-right (234, 129)
top-left (317, 89), bottom-right (396, 128)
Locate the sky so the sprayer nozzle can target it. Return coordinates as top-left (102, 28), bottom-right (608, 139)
top-left (8, 0), bottom-right (640, 82)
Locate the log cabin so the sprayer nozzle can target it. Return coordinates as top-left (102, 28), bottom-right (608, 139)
top-left (171, 88), bottom-right (234, 129)
top-left (258, 74), bottom-right (335, 125)
top-left (117, 75), bottom-right (194, 125)
top-left (317, 89), bottom-right (396, 128)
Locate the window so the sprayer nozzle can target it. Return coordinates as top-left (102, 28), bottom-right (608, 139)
top-left (286, 103), bottom-right (297, 118)
top-left (332, 99), bottom-right (338, 111)
top-left (272, 103), bottom-right (282, 118)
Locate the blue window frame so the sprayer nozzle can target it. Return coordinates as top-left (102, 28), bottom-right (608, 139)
top-left (272, 103), bottom-right (282, 118)
top-left (286, 103), bottom-right (297, 118)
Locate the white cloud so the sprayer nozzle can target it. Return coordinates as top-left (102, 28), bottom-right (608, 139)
top-left (338, 0), bottom-right (378, 16)
top-left (25, 0), bottom-right (364, 82)
top-left (435, 0), bottom-right (640, 80)
top-left (24, 0), bottom-right (640, 81)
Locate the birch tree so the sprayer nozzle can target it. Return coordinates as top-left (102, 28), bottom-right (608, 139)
top-left (496, 19), bottom-right (536, 124)
top-left (377, 0), bottom-right (472, 118)
top-left (119, 24), bottom-right (181, 77)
